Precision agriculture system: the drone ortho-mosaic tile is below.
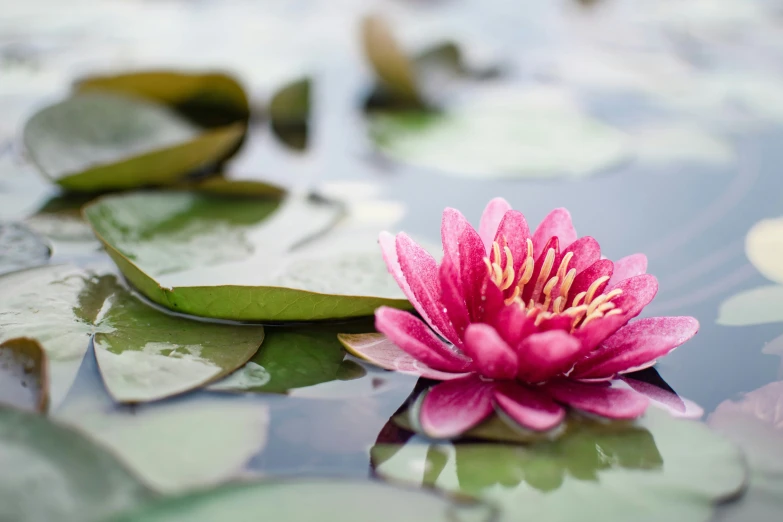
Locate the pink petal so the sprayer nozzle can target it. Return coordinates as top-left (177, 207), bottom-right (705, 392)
top-left (441, 207), bottom-right (487, 322)
top-left (463, 324), bottom-right (518, 379)
top-left (439, 258), bottom-right (470, 342)
top-left (622, 378), bottom-right (704, 419)
top-left (608, 254), bottom-right (648, 288)
top-left (543, 380), bottom-right (649, 419)
top-left (569, 259), bottom-right (613, 298)
top-left (479, 198), bottom-right (512, 254)
top-left (573, 309), bottom-right (634, 352)
top-left (562, 236), bottom-right (601, 274)
top-left (571, 316), bottom-right (699, 380)
top-left (396, 233), bottom-right (460, 346)
top-left (493, 382), bottom-right (565, 432)
top-left (490, 305), bottom-right (537, 349)
top-left (337, 333), bottom-right (471, 381)
top-left (380, 231), bottom-right (424, 311)
top-left (611, 274), bottom-right (659, 320)
top-left (493, 210), bottom-right (530, 286)
top-left (375, 307), bottom-right (471, 372)
top-left (479, 273), bottom-right (506, 323)
top-left (532, 208), bottom-right (577, 255)
top-left (420, 375), bottom-right (495, 439)
top-left (517, 330), bottom-right (583, 383)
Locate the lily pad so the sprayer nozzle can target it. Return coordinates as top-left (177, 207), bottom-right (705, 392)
top-left (0, 222), bottom-right (51, 274)
top-left (0, 265), bottom-right (265, 406)
top-left (368, 87), bottom-right (628, 179)
top-left (75, 70), bottom-right (249, 129)
top-left (83, 187), bottom-right (409, 321)
top-left (0, 406), bottom-right (151, 522)
top-left (708, 380), bottom-right (783, 521)
top-left (23, 92), bottom-right (244, 192)
top-left (209, 324), bottom-right (370, 395)
top-left (718, 217), bottom-right (783, 326)
top-left (24, 194), bottom-right (101, 248)
top-left (269, 77), bottom-right (311, 150)
top-left (107, 478), bottom-right (495, 522)
top-left (372, 408), bottom-right (747, 522)
top-left (0, 338), bottom-right (49, 412)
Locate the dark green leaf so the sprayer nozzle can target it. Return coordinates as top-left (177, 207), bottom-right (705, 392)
top-left (269, 77), bottom-right (311, 151)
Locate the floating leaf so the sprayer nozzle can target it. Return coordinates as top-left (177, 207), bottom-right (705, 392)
top-left (209, 324), bottom-right (370, 395)
top-left (0, 265), bottom-right (264, 406)
top-left (23, 93), bottom-right (244, 192)
top-left (75, 70), bottom-right (249, 129)
top-left (708, 380), bottom-right (783, 522)
top-left (107, 478), bottom-right (494, 522)
top-left (362, 15), bottom-right (421, 106)
top-left (0, 406), bottom-right (151, 522)
top-left (269, 77), bottom-right (310, 150)
top-left (0, 222), bottom-right (50, 274)
top-left (83, 187), bottom-right (409, 321)
top-left (368, 87), bottom-right (628, 179)
top-left (24, 194), bottom-right (100, 248)
top-left (718, 217), bottom-right (783, 326)
top-left (0, 338), bottom-right (49, 412)
top-left (373, 408), bottom-right (747, 522)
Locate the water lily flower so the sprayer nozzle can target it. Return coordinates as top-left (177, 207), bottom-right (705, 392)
top-left (344, 198), bottom-right (699, 438)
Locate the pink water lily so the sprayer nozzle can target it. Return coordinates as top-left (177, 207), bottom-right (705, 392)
top-left (354, 198), bottom-right (699, 438)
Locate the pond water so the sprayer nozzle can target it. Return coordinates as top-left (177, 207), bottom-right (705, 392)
top-left (2, 0), bottom-right (783, 521)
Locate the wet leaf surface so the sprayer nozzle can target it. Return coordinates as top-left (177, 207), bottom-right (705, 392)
top-left (23, 93), bottom-right (244, 192)
top-left (83, 185), bottom-right (409, 321)
top-left (0, 265), bottom-right (264, 406)
top-left (0, 406), bottom-right (151, 522)
top-left (373, 408), bottom-right (747, 522)
top-left (108, 478), bottom-right (496, 522)
top-left (0, 337), bottom-right (49, 412)
top-left (0, 222), bottom-right (50, 274)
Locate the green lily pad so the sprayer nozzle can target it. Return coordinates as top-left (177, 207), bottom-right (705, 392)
top-left (0, 265), bottom-right (264, 406)
top-left (23, 92), bottom-right (244, 192)
top-left (368, 87), bottom-right (629, 179)
top-left (269, 77), bottom-right (311, 151)
top-left (708, 380), bottom-right (783, 521)
top-left (208, 324), bottom-right (370, 395)
top-left (0, 222), bottom-right (51, 274)
top-left (0, 406), bottom-right (151, 522)
top-left (75, 70), bottom-right (249, 129)
top-left (372, 408), bottom-right (747, 522)
top-left (0, 338), bottom-right (49, 412)
top-left (107, 478), bottom-right (495, 522)
top-left (82, 187), bottom-right (409, 321)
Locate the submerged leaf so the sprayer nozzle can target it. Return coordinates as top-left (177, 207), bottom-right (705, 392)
top-left (0, 265), bottom-right (264, 406)
top-left (209, 323), bottom-right (369, 395)
top-left (107, 478), bottom-right (494, 522)
top-left (0, 406), bottom-right (150, 522)
top-left (0, 222), bottom-right (50, 274)
top-left (83, 185), bottom-right (409, 321)
top-left (373, 408), bottom-right (746, 522)
top-left (0, 338), bottom-right (49, 412)
top-left (23, 93), bottom-right (244, 192)
top-left (75, 70), bottom-right (249, 129)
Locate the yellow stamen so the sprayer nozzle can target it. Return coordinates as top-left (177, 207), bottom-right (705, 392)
top-left (541, 276), bottom-right (559, 312)
top-left (572, 291), bottom-right (587, 308)
top-left (585, 275), bottom-right (610, 304)
top-left (552, 296), bottom-right (564, 313)
top-left (503, 286), bottom-right (520, 305)
top-left (492, 241), bottom-right (501, 264)
top-left (555, 252), bottom-right (573, 284)
top-left (500, 245), bottom-right (515, 290)
top-left (530, 248), bottom-right (556, 303)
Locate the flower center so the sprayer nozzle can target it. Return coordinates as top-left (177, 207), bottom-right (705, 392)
top-left (483, 238), bottom-right (623, 331)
